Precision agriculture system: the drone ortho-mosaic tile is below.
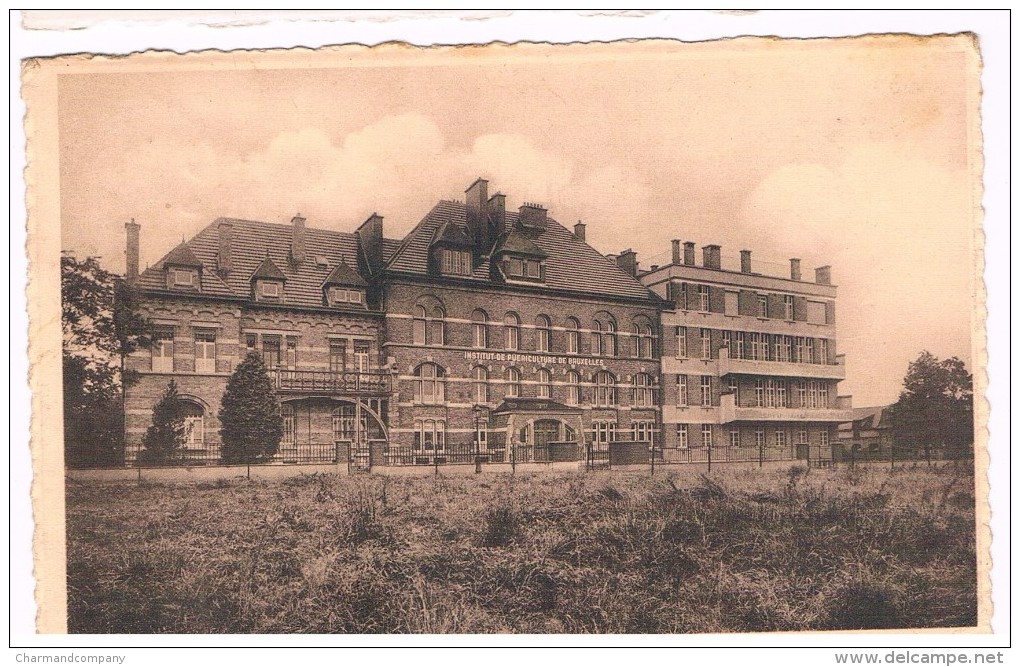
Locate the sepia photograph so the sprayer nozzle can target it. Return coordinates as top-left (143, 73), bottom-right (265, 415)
top-left (18, 11), bottom-right (1000, 647)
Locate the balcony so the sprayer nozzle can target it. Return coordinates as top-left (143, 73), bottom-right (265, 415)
top-left (719, 393), bottom-right (853, 423)
top-left (273, 368), bottom-right (392, 395)
top-left (717, 348), bottom-right (846, 380)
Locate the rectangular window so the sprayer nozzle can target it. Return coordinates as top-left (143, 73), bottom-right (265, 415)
top-left (536, 328), bottom-right (550, 353)
top-left (592, 422), bottom-right (618, 445)
top-left (755, 429), bottom-right (765, 448)
top-left (700, 376), bottom-right (712, 406)
top-left (353, 340), bottom-right (370, 372)
top-left (698, 285), bottom-right (710, 312)
top-left (797, 430), bottom-right (809, 444)
top-left (807, 380), bottom-right (819, 409)
top-left (819, 382), bottom-right (829, 407)
top-left (729, 429), bottom-right (740, 448)
top-left (735, 332), bottom-right (746, 360)
top-left (700, 328), bottom-right (711, 359)
top-left (566, 378), bottom-right (580, 406)
top-left (749, 333), bottom-right (761, 361)
top-left (262, 336), bottom-right (281, 369)
top-left (776, 380), bottom-right (787, 408)
top-left (633, 421), bottom-right (654, 444)
top-left (807, 301), bottom-right (827, 325)
top-left (285, 337), bottom-right (298, 369)
top-left (676, 375), bottom-right (689, 407)
top-left (676, 424), bottom-right (689, 449)
top-left (818, 339), bottom-right (829, 365)
top-left (755, 378), bottom-right (765, 407)
top-left (413, 318), bottom-right (426, 346)
top-left (330, 286), bottom-right (349, 303)
top-left (764, 378), bottom-right (777, 408)
top-left (784, 295), bottom-right (795, 320)
top-left (282, 410), bottom-right (295, 446)
top-left (473, 320), bottom-right (487, 349)
top-left (820, 430), bottom-right (830, 447)
top-left (776, 430), bottom-right (787, 448)
top-left (796, 381), bottom-right (807, 408)
top-left (728, 376), bottom-right (738, 404)
top-left (347, 289), bottom-right (363, 304)
top-left (173, 269), bottom-right (194, 287)
top-left (758, 294), bottom-right (768, 318)
top-left (442, 249), bottom-right (471, 275)
top-left (675, 327), bottom-right (687, 359)
top-left (781, 336), bottom-right (793, 363)
top-left (762, 334), bottom-right (774, 362)
top-left (724, 290), bottom-right (739, 316)
top-left (507, 257), bottom-right (524, 277)
top-left (701, 424), bottom-right (713, 448)
top-left (151, 329), bottom-right (174, 372)
top-left (194, 330), bottom-right (216, 374)
top-left (261, 281), bottom-right (280, 297)
top-left (566, 326), bottom-right (579, 355)
top-left (722, 330), bottom-right (732, 356)
top-left (525, 259), bottom-right (542, 279)
top-left (184, 416), bottom-right (204, 446)
top-left (329, 341), bottom-right (346, 372)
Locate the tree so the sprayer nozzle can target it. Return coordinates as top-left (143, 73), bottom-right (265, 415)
top-left (61, 256), bottom-right (150, 467)
top-left (139, 380), bottom-right (188, 465)
top-left (886, 351), bottom-right (974, 462)
top-left (219, 351), bottom-right (283, 464)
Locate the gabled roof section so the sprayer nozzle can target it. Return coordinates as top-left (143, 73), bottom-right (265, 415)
top-left (492, 230), bottom-right (549, 258)
top-left (322, 259), bottom-right (368, 288)
top-left (839, 406), bottom-right (892, 430)
top-left (432, 221), bottom-right (474, 247)
top-left (163, 243), bottom-right (203, 268)
top-left (250, 257), bottom-right (287, 282)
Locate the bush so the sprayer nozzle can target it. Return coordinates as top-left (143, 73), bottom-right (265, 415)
top-left (219, 352), bottom-right (283, 463)
top-left (138, 380), bottom-right (187, 465)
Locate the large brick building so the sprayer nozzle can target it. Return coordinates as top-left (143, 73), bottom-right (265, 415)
top-left (636, 241), bottom-right (853, 461)
top-left (123, 179), bottom-right (664, 466)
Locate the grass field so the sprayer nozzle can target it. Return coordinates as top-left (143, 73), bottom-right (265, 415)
top-left (65, 463), bottom-right (978, 634)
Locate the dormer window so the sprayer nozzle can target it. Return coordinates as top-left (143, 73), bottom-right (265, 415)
top-left (328, 286), bottom-right (364, 307)
top-left (260, 281), bottom-right (281, 298)
top-left (504, 256), bottom-right (544, 281)
top-left (172, 269), bottom-right (194, 287)
top-left (441, 249), bottom-right (472, 276)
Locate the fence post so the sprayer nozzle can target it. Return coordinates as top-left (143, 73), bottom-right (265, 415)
top-left (511, 442), bottom-right (516, 475)
top-left (707, 444), bottom-right (712, 473)
top-left (758, 442), bottom-right (764, 469)
top-left (650, 442), bottom-right (655, 476)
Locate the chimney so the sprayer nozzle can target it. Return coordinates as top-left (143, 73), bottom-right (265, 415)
top-left (616, 249), bottom-right (637, 276)
top-left (790, 258), bottom-right (802, 281)
top-left (671, 240), bottom-right (681, 265)
top-left (291, 214), bottom-right (306, 264)
top-left (702, 244), bottom-right (721, 270)
top-left (740, 250), bottom-right (752, 274)
top-left (574, 221), bottom-right (586, 242)
top-left (356, 213), bottom-right (384, 275)
top-left (124, 219), bottom-right (140, 284)
top-left (487, 193), bottom-right (507, 236)
top-left (815, 265), bottom-right (832, 285)
top-left (683, 241), bottom-right (695, 266)
top-left (465, 178), bottom-right (489, 248)
top-left (518, 202), bottom-right (548, 230)
top-left (217, 220), bottom-right (233, 275)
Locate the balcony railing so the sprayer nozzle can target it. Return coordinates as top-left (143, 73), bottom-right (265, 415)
top-left (272, 368), bottom-right (392, 394)
top-left (719, 392), bottom-right (853, 423)
top-left (716, 347), bottom-right (846, 379)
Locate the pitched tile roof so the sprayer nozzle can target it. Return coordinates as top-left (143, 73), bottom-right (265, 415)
top-left (137, 217), bottom-right (374, 308)
top-left (322, 259), bottom-right (368, 288)
top-left (163, 243), bottom-right (204, 268)
top-left (433, 221), bottom-right (474, 247)
top-left (492, 230), bottom-right (549, 258)
top-left (250, 257), bottom-right (287, 281)
top-left (385, 200), bottom-right (658, 302)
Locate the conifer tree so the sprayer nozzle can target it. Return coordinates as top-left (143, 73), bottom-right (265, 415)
top-left (139, 380), bottom-right (187, 465)
top-left (219, 351), bottom-right (283, 463)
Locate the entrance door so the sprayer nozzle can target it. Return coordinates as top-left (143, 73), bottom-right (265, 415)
top-left (533, 419), bottom-right (561, 462)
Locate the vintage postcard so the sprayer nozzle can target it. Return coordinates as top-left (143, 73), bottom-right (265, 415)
top-left (22, 19), bottom-right (992, 645)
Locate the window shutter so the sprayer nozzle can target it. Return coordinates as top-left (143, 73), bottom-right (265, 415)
top-left (767, 293), bottom-right (784, 319)
top-left (709, 286), bottom-right (725, 313)
top-left (825, 301), bottom-right (836, 325)
top-left (793, 296), bottom-right (808, 321)
top-left (738, 290), bottom-right (757, 316)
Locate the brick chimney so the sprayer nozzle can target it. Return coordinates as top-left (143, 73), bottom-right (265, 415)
top-left (671, 240), bottom-right (681, 265)
top-left (356, 213), bottom-right (384, 275)
top-left (574, 221), bottom-right (586, 242)
top-left (702, 244), bottom-right (721, 270)
top-left (790, 258), bottom-right (802, 281)
top-left (465, 178), bottom-right (489, 249)
top-left (740, 250), bottom-right (752, 274)
top-left (683, 241), bottom-right (695, 265)
top-left (487, 193), bottom-right (507, 237)
top-left (124, 219), bottom-right (140, 284)
top-left (518, 202), bottom-right (548, 230)
top-left (815, 265), bottom-right (832, 285)
top-left (616, 249), bottom-right (637, 276)
top-left (217, 220), bottom-right (233, 275)
top-left (291, 214), bottom-right (307, 264)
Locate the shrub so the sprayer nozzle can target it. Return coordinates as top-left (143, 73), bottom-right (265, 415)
top-left (138, 380), bottom-right (187, 465)
top-left (219, 352), bottom-right (283, 463)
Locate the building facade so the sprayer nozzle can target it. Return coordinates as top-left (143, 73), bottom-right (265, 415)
top-left (123, 179), bottom-right (664, 466)
top-left (637, 241), bottom-right (853, 461)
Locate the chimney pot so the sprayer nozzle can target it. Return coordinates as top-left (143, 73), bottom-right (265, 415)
top-left (291, 214), bottom-right (306, 264)
top-left (683, 241), bottom-right (695, 266)
top-left (740, 250), bottom-right (752, 274)
top-left (790, 258), bottom-right (802, 281)
top-left (217, 220), bottom-right (233, 275)
top-left (574, 221), bottom-right (586, 242)
top-left (671, 240), bottom-right (681, 265)
top-left (125, 219), bottom-right (140, 284)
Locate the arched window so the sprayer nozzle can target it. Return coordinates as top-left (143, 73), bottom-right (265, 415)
top-left (535, 315), bottom-right (551, 353)
top-left (594, 371), bottom-right (616, 407)
top-left (180, 400), bottom-right (205, 447)
top-left (413, 305), bottom-right (427, 345)
top-left (604, 320), bottom-right (617, 357)
top-left (332, 404), bottom-right (356, 441)
top-left (281, 404), bottom-right (295, 445)
top-left (632, 319), bottom-right (654, 359)
top-left (413, 302), bottom-right (445, 345)
top-left (565, 317), bottom-right (580, 355)
top-left (593, 313), bottom-right (617, 357)
top-left (471, 309), bottom-right (488, 349)
top-left (505, 367), bottom-right (521, 398)
top-left (566, 370), bottom-right (581, 406)
top-left (537, 368), bottom-right (551, 398)
top-left (632, 373), bottom-right (655, 407)
top-left (504, 312), bottom-right (521, 351)
top-left (413, 363), bottom-right (446, 404)
top-left (472, 366), bottom-right (489, 404)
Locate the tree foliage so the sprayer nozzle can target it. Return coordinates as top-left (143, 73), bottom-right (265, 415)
top-left (887, 351), bottom-right (974, 459)
top-left (61, 256), bottom-right (150, 467)
top-left (219, 352), bottom-right (283, 463)
top-left (139, 380), bottom-right (188, 465)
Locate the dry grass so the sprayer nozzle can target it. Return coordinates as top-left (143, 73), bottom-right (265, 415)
top-left (65, 463), bottom-right (978, 634)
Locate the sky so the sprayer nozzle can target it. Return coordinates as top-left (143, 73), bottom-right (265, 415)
top-left (57, 36), bottom-right (981, 408)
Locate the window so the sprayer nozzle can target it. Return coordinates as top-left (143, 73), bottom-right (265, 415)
top-left (818, 382), bottom-right (829, 408)
top-left (818, 339), bottom-right (829, 365)
top-left (329, 341), bottom-right (347, 372)
top-left (764, 378), bottom-right (777, 408)
top-left (698, 285), bottom-right (710, 312)
top-left (592, 421), bottom-right (617, 445)
top-left (525, 259), bottom-right (542, 279)
top-left (472, 310), bottom-right (488, 349)
top-left (722, 330), bottom-right (732, 355)
top-left (735, 332), bottom-right (746, 360)
top-left (784, 295), bottom-right (794, 320)
top-left (413, 363), bottom-right (446, 404)
top-left (700, 328), bottom-right (712, 359)
top-left (353, 340), bottom-right (370, 372)
top-left (763, 334), bottom-right (774, 362)
top-left (472, 366), bottom-right (488, 404)
top-left (347, 289), bottom-right (363, 304)
top-left (261, 281), bottom-right (280, 298)
top-left (776, 380), bottom-right (788, 408)
top-left (504, 367), bottom-right (521, 398)
top-left (535, 315), bottom-right (551, 352)
top-left (244, 333), bottom-right (257, 355)
top-left (194, 330), bottom-right (216, 373)
top-left (413, 306), bottom-right (426, 345)
top-left (504, 312), bottom-right (521, 351)
top-left (797, 430), bottom-right (809, 445)
top-left (285, 337), bottom-right (298, 369)
top-left (507, 257), bottom-right (524, 277)
top-left (441, 248), bottom-right (472, 275)
top-left (749, 333), bottom-right (761, 361)
top-left (807, 300), bottom-right (827, 325)
top-left (566, 318), bottom-right (580, 354)
top-left (633, 373), bottom-right (654, 407)
top-left (262, 336), bottom-right (282, 369)
top-left (181, 402), bottom-right (204, 447)
top-left (537, 368), bottom-right (551, 399)
top-left (671, 282), bottom-right (688, 310)
top-left (595, 318), bottom-right (617, 357)
top-left (795, 337), bottom-right (808, 363)
top-left (820, 430), bottom-right (830, 447)
top-left (638, 324), bottom-right (653, 359)
top-left (758, 294), bottom-right (768, 318)
top-left (700, 376), bottom-right (712, 406)
top-left (633, 421), bottom-right (654, 443)
top-left (151, 328), bottom-right (174, 372)
top-left (414, 304), bottom-right (445, 345)
top-left (281, 404), bottom-right (295, 445)
top-left (566, 370), bottom-right (581, 406)
top-left (594, 371), bottom-right (616, 407)
top-left (776, 430), bottom-right (787, 448)
top-left (728, 376), bottom-right (739, 404)
top-left (807, 380), bottom-right (820, 409)
top-left (755, 429), bottom-right (766, 448)
top-left (675, 326), bottom-right (688, 359)
top-left (414, 420), bottom-right (446, 453)
top-left (729, 429), bottom-right (740, 448)
top-left (781, 336), bottom-right (793, 363)
top-left (676, 375), bottom-right (689, 407)
top-left (173, 269), bottom-right (194, 287)
top-left (676, 424), bottom-right (689, 449)
top-left (796, 381), bottom-right (807, 408)
top-left (429, 307), bottom-right (445, 345)
top-left (701, 424), bottom-right (713, 448)
top-left (755, 378), bottom-right (765, 407)
top-left (725, 290), bottom-right (739, 316)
